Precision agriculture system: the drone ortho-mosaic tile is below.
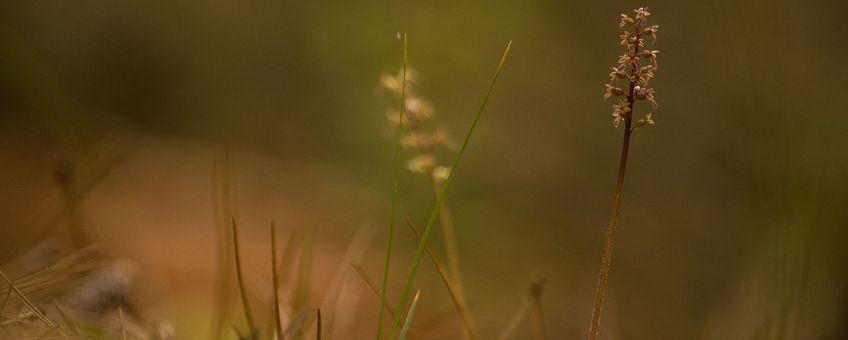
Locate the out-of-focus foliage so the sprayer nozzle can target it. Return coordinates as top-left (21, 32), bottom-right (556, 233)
top-left (0, 1), bottom-right (846, 339)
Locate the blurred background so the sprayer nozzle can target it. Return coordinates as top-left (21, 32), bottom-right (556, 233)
top-left (1, 0), bottom-right (846, 339)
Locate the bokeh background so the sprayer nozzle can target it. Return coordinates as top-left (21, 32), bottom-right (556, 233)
top-left (1, 0), bottom-right (847, 339)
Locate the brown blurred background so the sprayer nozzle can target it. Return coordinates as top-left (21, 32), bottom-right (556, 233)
top-left (1, 0), bottom-right (847, 339)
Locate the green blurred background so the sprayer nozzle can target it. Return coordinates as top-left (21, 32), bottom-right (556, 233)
top-left (1, 0), bottom-right (846, 339)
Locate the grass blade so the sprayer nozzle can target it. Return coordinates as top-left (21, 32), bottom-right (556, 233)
top-left (351, 263), bottom-right (421, 340)
top-left (0, 283), bottom-right (12, 315)
top-left (232, 218), bottom-right (257, 337)
top-left (377, 31), bottom-right (408, 340)
top-left (317, 223), bottom-right (374, 336)
top-left (405, 217), bottom-right (475, 339)
top-left (53, 301), bottom-right (79, 336)
top-left (388, 40), bottom-right (513, 338)
top-left (272, 222), bottom-right (285, 339)
top-left (495, 276), bottom-right (546, 340)
top-left (292, 235), bottom-right (313, 313)
top-left (351, 263), bottom-right (397, 319)
top-left (119, 306), bottom-right (127, 340)
top-left (209, 147), bottom-right (236, 339)
top-left (316, 308), bottom-right (322, 340)
top-left (398, 290), bottom-right (421, 340)
top-left (0, 269), bottom-right (67, 339)
top-left (528, 277), bottom-right (547, 340)
top-left (495, 300), bottom-right (530, 340)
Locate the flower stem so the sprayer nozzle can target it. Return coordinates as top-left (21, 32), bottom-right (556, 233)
top-left (587, 122), bottom-right (632, 340)
top-left (376, 32), bottom-right (407, 340)
top-left (429, 180), bottom-right (476, 339)
top-left (588, 22), bottom-right (642, 340)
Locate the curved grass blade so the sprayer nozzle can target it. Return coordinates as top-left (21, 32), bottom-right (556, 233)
top-left (232, 218), bottom-right (257, 337)
top-left (388, 40), bottom-right (513, 338)
top-left (272, 222), bottom-right (285, 339)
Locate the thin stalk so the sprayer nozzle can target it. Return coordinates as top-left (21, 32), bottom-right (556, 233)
top-left (376, 32), bottom-right (408, 340)
top-left (316, 309), bottom-right (322, 340)
top-left (0, 270), bottom-right (67, 339)
top-left (405, 217), bottom-right (475, 339)
top-left (0, 285), bottom-right (12, 315)
top-left (55, 163), bottom-right (90, 249)
top-left (209, 147), bottom-right (236, 339)
top-left (292, 235), bottom-right (313, 313)
top-left (272, 222), bottom-right (285, 339)
top-left (528, 277), bottom-right (547, 340)
top-left (388, 41), bottom-right (512, 339)
top-left (587, 23), bottom-right (644, 340)
top-left (398, 290), bottom-right (421, 340)
top-left (495, 300), bottom-right (530, 340)
top-left (351, 263), bottom-right (400, 319)
top-left (119, 306), bottom-right (127, 340)
top-left (433, 194), bottom-right (460, 289)
top-left (232, 218), bottom-right (257, 337)
top-left (53, 302), bottom-right (79, 336)
top-left (350, 263), bottom-right (420, 339)
top-left (428, 180), bottom-right (472, 338)
top-left (496, 277), bottom-right (545, 340)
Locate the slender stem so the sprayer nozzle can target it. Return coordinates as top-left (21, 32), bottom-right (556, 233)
top-left (529, 277), bottom-right (547, 340)
top-left (271, 222), bottom-right (285, 339)
top-left (398, 290), bottom-right (421, 340)
top-left (377, 32), bottom-right (407, 340)
top-left (0, 270), bottom-right (67, 339)
top-left (209, 148), bottom-right (235, 339)
top-left (119, 306), bottom-right (127, 340)
top-left (316, 308), bottom-right (322, 340)
top-left (388, 41), bottom-right (512, 339)
top-left (587, 23), bottom-right (643, 340)
top-left (429, 179), bottom-right (475, 339)
top-left (55, 163), bottom-right (90, 249)
top-left (496, 299), bottom-right (530, 340)
top-left (587, 121), bottom-right (632, 340)
top-left (405, 218), bottom-right (476, 339)
top-left (232, 218), bottom-right (257, 336)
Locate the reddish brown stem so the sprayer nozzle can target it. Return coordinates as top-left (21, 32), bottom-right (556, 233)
top-left (587, 22), bottom-right (643, 340)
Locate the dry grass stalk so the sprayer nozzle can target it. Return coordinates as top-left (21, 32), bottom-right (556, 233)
top-left (405, 217), bottom-right (476, 339)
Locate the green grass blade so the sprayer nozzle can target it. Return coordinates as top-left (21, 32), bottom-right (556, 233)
top-left (398, 290), bottom-right (421, 340)
top-left (388, 40), bottom-right (513, 338)
top-left (377, 32), bottom-right (408, 340)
